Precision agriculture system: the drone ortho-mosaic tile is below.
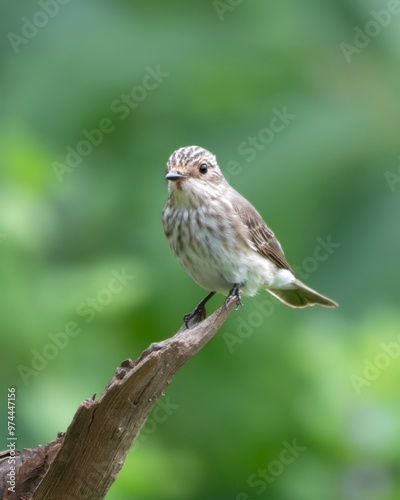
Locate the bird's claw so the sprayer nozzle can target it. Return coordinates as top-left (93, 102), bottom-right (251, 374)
top-left (225, 283), bottom-right (243, 310)
top-left (183, 291), bottom-right (216, 329)
top-left (183, 303), bottom-right (207, 329)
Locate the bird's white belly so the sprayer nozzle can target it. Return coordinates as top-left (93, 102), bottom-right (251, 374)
top-left (176, 224), bottom-right (278, 296)
top-left (164, 204), bottom-right (295, 296)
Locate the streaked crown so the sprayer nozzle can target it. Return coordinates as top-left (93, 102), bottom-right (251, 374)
top-left (167, 145), bottom-right (218, 171)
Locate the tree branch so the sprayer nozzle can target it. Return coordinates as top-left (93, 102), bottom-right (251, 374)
top-left (0, 298), bottom-right (236, 499)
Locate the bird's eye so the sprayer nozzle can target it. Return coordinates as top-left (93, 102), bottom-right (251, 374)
top-left (199, 163), bottom-right (208, 174)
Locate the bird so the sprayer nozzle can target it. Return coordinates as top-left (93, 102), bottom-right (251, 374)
top-left (162, 145), bottom-right (338, 326)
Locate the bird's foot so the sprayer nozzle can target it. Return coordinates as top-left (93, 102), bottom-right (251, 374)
top-left (183, 304), bottom-right (206, 329)
top-left (184, 291), bottom-right (216, 329)
top-left (225, 283), bottom-right (243, 310)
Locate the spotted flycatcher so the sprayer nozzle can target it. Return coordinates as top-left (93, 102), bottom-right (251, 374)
top-left (162, 145), bottom-right (337, 325)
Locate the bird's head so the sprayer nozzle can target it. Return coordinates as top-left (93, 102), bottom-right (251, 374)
top-left (165, 146), bottom-right (226, 202)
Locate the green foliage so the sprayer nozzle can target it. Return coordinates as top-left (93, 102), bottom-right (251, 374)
top-left (1, 1), bottom-right (400, 498)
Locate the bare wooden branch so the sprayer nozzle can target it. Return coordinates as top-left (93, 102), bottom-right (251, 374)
top-left (0, 437), bottom-right (64, 499)
top-left (0, 298), bottom-right (236, 500)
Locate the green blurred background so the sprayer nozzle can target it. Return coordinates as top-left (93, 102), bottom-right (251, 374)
top-left (1, 0), bottom-right (400, 498)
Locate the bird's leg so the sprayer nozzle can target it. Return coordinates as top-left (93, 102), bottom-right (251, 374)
top-left (184, 291), bottom-right (216, 328)
top-left (225, 283), bottom-right (243, 310)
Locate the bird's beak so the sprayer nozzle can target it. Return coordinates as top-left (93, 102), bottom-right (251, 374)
top-left (165, 170), bottom-right (188, 181)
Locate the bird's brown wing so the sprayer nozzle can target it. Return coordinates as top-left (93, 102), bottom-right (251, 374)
top-left (231, 192), bottom-right (294, 272)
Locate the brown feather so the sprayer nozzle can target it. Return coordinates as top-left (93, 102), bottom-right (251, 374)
top-left (229, 189), bottom-right (294, 272)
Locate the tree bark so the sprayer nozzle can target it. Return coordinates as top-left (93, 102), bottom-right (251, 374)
top-left (0, 297), bottom-right (236, 499)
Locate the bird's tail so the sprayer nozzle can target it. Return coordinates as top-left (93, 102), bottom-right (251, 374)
top-left (267, 279), bottom-right (338, 308)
